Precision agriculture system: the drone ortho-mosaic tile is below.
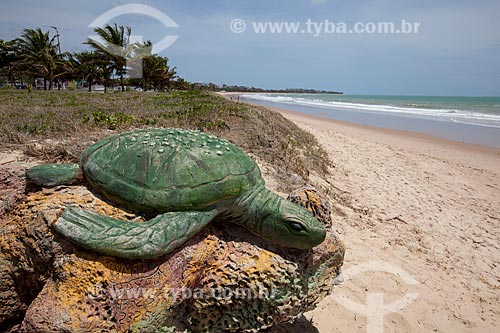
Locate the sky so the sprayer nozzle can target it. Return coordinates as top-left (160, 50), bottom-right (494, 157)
top-left (1, 0), bottom-right (499, 96)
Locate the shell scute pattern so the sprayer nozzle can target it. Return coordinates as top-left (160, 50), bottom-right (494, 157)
top-left (81, 129), bottom-right (262, 212)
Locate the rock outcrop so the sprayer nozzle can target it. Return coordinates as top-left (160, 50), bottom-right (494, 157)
top-left (0, 165), bottom-right (344, 333)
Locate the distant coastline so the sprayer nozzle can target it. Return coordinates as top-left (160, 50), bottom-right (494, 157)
top-left (193, 83), bottom-right (343, 94)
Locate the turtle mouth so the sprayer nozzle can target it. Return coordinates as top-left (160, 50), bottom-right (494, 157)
top-left (310, 226), bottom-right (327, 246)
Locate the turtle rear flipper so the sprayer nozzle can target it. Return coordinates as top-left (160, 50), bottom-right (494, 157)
top-left (53, 206), bottom-right (218, 259)
top-left (26, 164), bottom-right (82, 187)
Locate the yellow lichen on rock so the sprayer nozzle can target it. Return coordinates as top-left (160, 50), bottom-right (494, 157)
top-left (3, 184), bottom-right (344, 333)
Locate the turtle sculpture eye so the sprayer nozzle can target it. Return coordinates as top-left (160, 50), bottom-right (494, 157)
top-left (288, 221), bottom-right (306, 232)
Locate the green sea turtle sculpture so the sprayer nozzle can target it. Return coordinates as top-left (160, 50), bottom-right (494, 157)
top-left (26, 128), bottom-right (326, 259)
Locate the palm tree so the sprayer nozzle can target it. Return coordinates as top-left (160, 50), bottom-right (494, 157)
top-left (69, 51), bottom-right (105, 92)
top-left (16, 28), bottom-right (66, 89)
top-left (129, 41), bottom-right (177, 91)
top-left (173, 77), bottom-right (190, 90)
top-left (127, 40), bottom-right (152, 88)
top-left (0, 39), bottom-right (22, 87)
top-left (86, 24), bottom-right (135, 92)
top-left (138, 55), bottom-right (177, 91)
top-left (156, 58), bottom-right (177, 91)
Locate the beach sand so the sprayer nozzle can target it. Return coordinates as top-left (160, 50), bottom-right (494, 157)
top-left (270, 108), bottom-right (500, 332)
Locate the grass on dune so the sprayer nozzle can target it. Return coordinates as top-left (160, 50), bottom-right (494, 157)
top-left (0, 89), bottom-right (331, 191)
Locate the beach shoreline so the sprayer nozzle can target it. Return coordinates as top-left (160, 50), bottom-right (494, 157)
top-left (217, 92), bottom-right (500, 156)
top-left (218, 92), bottom-right (500, 148)
top-left (218, 91), bottom-right (500, 332)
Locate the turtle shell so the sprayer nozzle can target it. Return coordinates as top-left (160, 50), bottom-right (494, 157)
top-left (81, 128), bottom-right (263, 213)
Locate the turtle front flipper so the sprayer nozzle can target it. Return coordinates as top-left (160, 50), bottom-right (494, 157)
top-left (26, 164), bottom-right (82, 187)
top-left (53, 206), bottom-right (218, 259)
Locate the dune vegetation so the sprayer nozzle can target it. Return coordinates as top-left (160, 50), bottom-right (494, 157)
top-left (0, 89), bottom-right (331, 192)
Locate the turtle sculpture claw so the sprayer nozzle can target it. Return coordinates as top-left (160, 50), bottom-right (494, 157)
top-left (26, 128), bottom-right (326, 259)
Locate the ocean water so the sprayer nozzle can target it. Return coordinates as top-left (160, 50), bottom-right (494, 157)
top-left (240, 94), bottom-right (500, 147)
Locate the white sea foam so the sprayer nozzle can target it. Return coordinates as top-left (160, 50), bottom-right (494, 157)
top-left (241, 94), bottom-right (500, 129)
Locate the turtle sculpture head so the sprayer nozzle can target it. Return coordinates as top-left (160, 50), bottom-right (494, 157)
top-left (26, 128), bottom-right (327, 259)
top-left (270, 198), bottom-right (327, 249)
top-left (229, 186), bottom-right (326, 250)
